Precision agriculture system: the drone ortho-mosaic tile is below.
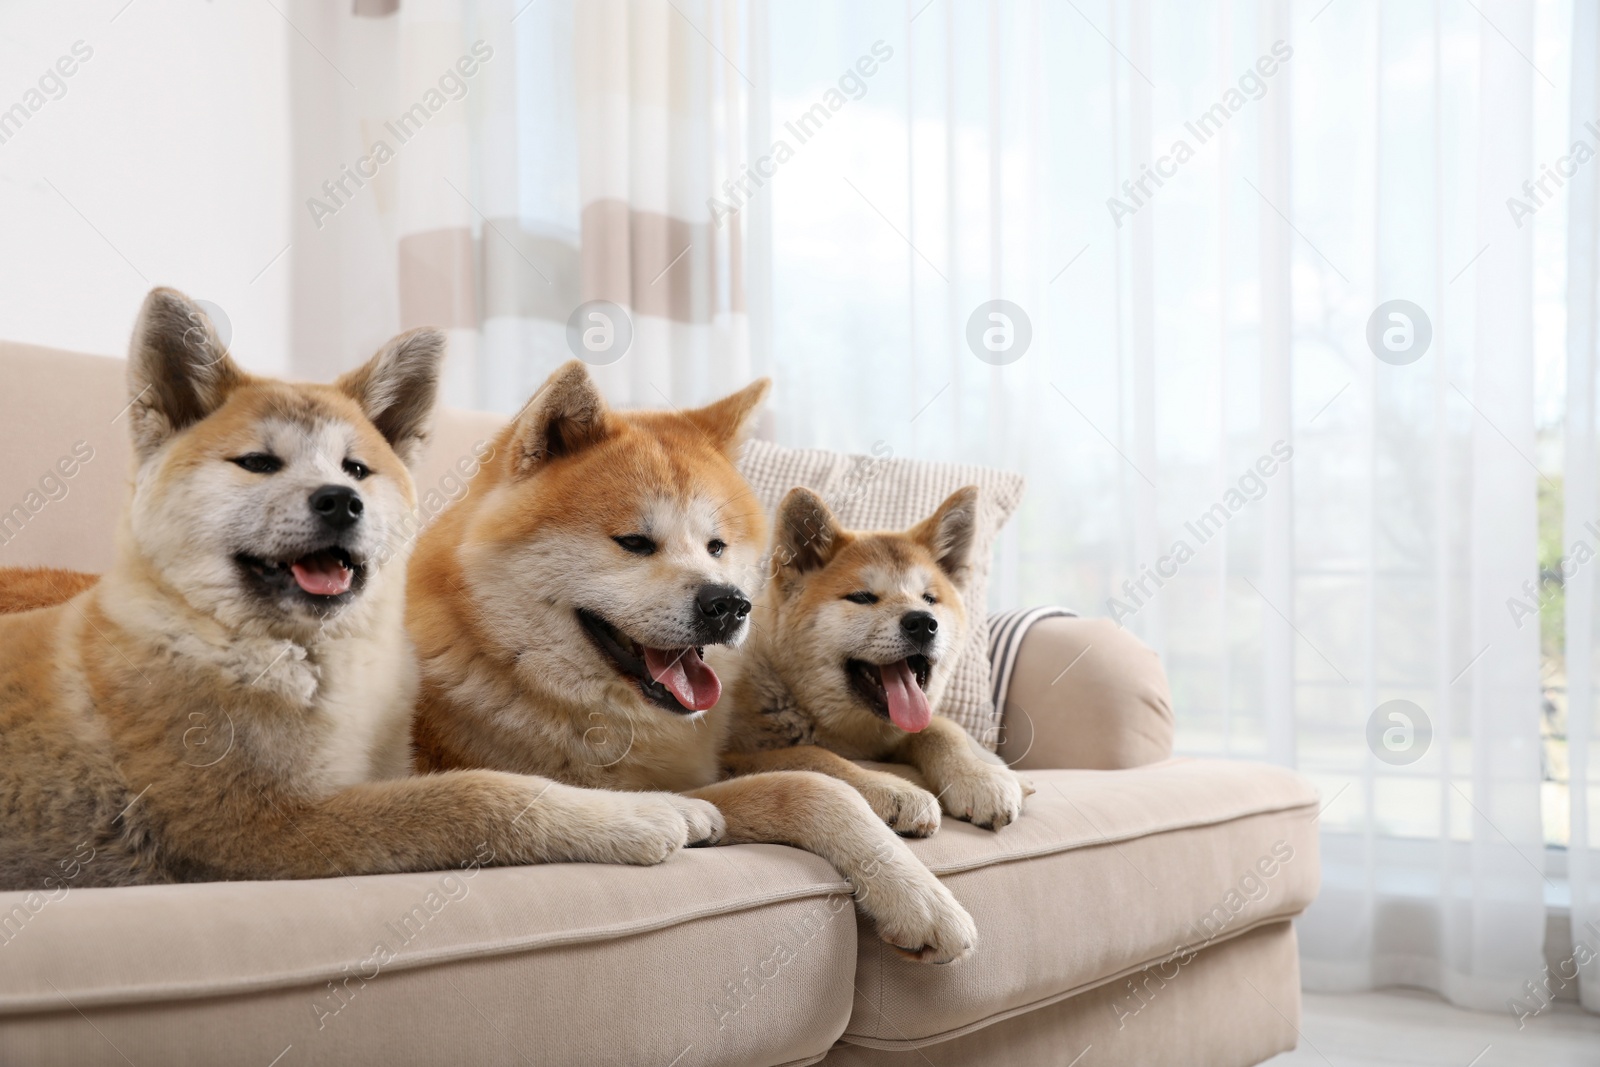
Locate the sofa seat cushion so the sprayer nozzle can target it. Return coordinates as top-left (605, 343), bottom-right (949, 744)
top-left (0, 844), bottom-right (858, 1067)
top-left (845, 758), bottom-right (1319, 1049)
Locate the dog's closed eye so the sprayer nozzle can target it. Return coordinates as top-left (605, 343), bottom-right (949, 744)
top-left (843, 591), bottom-right (878, 605)
top-left (613, 534), bottom-right (656, 556)
top-left (231, 453), bottom-right (282, 475)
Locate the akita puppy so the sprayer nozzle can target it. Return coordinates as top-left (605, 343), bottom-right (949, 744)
top-left (0, 289), bottom-right (718, 891)
top-left (410, 361), bottom-right (977, 963)
top-left (718, 487), bottom-right (1034, 835)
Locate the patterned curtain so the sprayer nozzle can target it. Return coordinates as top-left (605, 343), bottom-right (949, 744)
top-left (286, 0), bottom-right (751, 414)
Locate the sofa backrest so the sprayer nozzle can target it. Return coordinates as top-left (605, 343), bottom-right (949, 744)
top-left (0, 339), bottom-right (505, 573)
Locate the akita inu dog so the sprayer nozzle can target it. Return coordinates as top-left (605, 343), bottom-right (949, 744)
top-left (0, 289), bottom-right (719, 891)
top-left (718, 487), bottom-right (1034, 836)
top-left (410, 361), bottom-right (977, 963)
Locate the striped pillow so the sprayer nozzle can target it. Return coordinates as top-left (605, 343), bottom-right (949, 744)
top-left (737, 439), bottom-right (1024, 748)
top-left (986, 607), bottom-right (1077, 732)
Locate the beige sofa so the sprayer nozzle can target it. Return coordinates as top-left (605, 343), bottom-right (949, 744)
top-left (0, 340), bottom-right (1319, 1066)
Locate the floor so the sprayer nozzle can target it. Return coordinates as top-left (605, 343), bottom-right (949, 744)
top-left (1261, 990), bottom-right (1600, 1066)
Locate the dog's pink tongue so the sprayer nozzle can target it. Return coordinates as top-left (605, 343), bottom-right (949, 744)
top-left (290, 554), bottom-right (352, 596)
top-left (644, 647), bottom-right (722, 711)
top-left (880, 659), bottom-right (932, 732)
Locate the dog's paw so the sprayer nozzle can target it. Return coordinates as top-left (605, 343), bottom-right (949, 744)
top-left (854, 774), bottom-right (941, 838)
top-left (667, 794), bottom-right (726, 846)
top-left (939, 764), bottom-right (1029, 830)
top-left (562, 791), bottom-right (694, 866)
top-left (873, 875), bottom-right (978, 965)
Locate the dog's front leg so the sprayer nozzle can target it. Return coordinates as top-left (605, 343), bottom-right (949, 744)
top-left (687, 771), bottom-right (975, 964)
top-left (898, 717), bottom-right (1034, 830)
top-left (225, 770), bottom-right (723, 877)
top-left (722, 747), bottom-right (941, 837)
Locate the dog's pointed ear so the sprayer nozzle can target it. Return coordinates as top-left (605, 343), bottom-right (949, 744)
top-left (336, 328), bottom-right (445, 468)
top-left (506, 360), bottom-right (613, 478)
top-left (772, 487), bottom-right (846, 580)
top-left (685, 378), bottom-right (770, 455)
top-left (126, 287), bottom-right (245, 459)
top-left (909, 486), bottom-right (979, 583)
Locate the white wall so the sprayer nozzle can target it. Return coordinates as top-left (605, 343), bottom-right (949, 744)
top-left (0, 0), bottom-right (291, 375)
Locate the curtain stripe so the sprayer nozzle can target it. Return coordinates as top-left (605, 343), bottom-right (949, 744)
top-left (1215, 0), bottom-right (1234, 757)
top-left (578, 201), bottom-right (743, 321)
top-left (1429, 0), bottom-right (1455, 999)
top-left (1567, 0), bottom-right (1600, 1013)
top-left (1460, 0), bottom-right (1545, 1006)
top-left (398, 227), bottom-right (478, 331)
top-left (572, 0), bottom-right (751, 407)
top-left (744, 0), bottom-right (773, 387)
top-left (1257, 0), bottom-right (1295, 769)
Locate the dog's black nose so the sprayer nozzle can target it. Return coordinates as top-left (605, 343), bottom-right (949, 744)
top-left (901, 611), bottom-right (938, 644)
top-left (309, 484), bottom-right (363, 530)
top-left (696, 583), bottom-right (751, 636)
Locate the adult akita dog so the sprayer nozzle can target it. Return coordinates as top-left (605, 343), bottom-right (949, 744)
top-left (0, 289), bottom-right (718, 891)
top-left (718, 487), bottom-right (1034, 836)
top-left (410, 361), bottom-right (977, 963)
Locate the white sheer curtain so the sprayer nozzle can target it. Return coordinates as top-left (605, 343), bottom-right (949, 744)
top-left (1565, 0), bottom-right (1600, 1015)
top-left (751, 0), bottom-right (1588, 1015)
top-left (290, 0), bottom-right (1595, 1015)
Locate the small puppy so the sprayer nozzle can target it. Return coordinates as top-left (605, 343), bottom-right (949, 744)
top-left (718, 487), bottom-right (1034, 836)
top-left (0, 288), bottom-right (716, 891)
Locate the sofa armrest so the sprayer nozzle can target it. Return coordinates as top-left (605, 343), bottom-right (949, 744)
top-left (994, 616), bottom-right (1174, 770)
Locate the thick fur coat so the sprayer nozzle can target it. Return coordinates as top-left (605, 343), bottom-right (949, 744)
top-left (0, 289), bottom-right (716, 891)
top-left (718, 488), bottom-right (1034, 836)
top-left (409, 362), bottom-right (978, 962)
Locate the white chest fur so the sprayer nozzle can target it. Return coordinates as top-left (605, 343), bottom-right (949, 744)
top-left (303, 595), bottom-right (420, 788)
